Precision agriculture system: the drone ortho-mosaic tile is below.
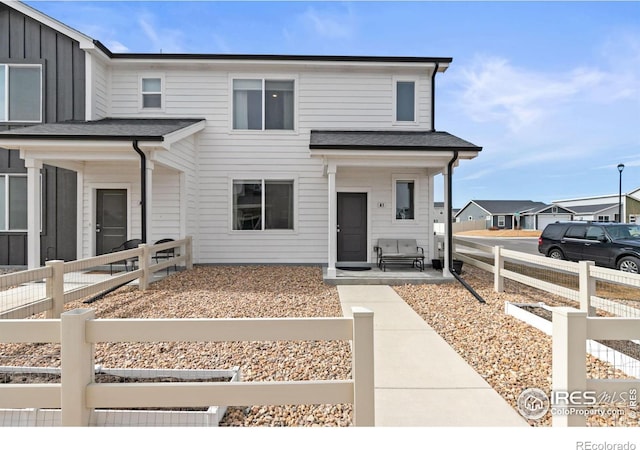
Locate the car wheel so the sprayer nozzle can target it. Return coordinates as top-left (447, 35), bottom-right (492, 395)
top-left (548, 248), bottom-right (564, 260)
top-left (618, 256), bottom-right (640, 274)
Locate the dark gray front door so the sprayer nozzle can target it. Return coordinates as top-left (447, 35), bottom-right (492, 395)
top-left (337, 192), bottom-right (367, 262)
top-left (96, 189), bottom-right (127, 255)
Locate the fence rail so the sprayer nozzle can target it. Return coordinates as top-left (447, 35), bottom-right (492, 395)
top-left (0, 237), bottom-right (193, 320)
top-left (0, 306), bottom-right (375, 427)
top-left (453, 237), bottom-right (640, 317)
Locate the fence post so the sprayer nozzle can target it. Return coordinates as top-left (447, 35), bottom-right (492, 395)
top-left (494, 246), bottom-right (504, 293)
top-left (138, 244), bottom-right (150, 290)
top-left (60, 308), bottom-right (95, 426)
top-left (185, 236), bottom-right (193, 270)
top-left (551, 307), bottom-right (587, 427)
top-left (578, 261), bottom-right (596, 316)
top-left (45, 260), bottom-right (65, 319)
top-left (351, 306), bottom-right (374, 426)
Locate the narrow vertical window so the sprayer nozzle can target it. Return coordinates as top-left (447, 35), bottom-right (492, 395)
top-left (265, 80), bottom-right (294, 130)
top-left (8, 176), bottom-right (27, 230)
top-left (396, 180), bottom-right (415, 220)
top-left (0, 66), bottom-right (5, 122)
top-left (141, 77), bottom-right (162, 109)
top-left (0, 175), bottom-right (5, 230)
top-left (396, 81), bottom-right (415, 122)
top-left (233, 79), bottom-right (263, 130)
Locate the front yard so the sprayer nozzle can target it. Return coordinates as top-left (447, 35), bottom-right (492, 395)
top-left (1, 264), bottom-right (637, 426)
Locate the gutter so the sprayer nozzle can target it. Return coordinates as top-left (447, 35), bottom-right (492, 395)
top-left (446, 150), bottom-right (486, 304)
top-left (431, 62), bottom-right (439, 131)
top-left (132, 140), bottom-right (147, 243)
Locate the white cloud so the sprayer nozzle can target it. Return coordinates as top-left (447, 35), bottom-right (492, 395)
top-left (300, 5), bottom-right (356, 39)
top-left (106, 41), bottom-right (129, 53)
top-left (137, 13), bottom-right (185, 53)
top-left (454, 56), bottom-right (613, 132)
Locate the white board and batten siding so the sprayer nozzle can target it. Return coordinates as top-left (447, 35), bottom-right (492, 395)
top-left (101, 62), bottom-right (438, 264)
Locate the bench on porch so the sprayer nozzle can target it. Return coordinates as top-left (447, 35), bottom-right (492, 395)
top-left (375, 238), bottom-right (425, 272)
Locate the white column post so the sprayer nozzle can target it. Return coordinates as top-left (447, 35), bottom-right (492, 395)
top-left (25, 159), bottom-right (43, 269)
top-left (327, 164), bottom-right (337, 277)
top-left (60, 308), bottom-right (95, 426)
top-left (352, 306), bottom-right (375, 426)
top-left (552, 307), bottom-right (587, 427)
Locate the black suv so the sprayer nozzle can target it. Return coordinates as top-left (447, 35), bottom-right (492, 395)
top-left (538, 221), bottom-right (640, 273)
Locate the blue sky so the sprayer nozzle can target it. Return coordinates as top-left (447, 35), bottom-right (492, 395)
top-left (25, 0), bottom-right (640, 208)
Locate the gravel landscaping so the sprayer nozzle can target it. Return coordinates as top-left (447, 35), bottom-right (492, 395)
top-left (1, 264), bottom-right (638, 427)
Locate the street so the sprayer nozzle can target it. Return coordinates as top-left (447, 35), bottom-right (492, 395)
top-left (455, 236), bottom-right (541, 256)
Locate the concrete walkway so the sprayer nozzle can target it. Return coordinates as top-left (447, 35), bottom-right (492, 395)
top-left (338, 285), bottom-right (528, 426)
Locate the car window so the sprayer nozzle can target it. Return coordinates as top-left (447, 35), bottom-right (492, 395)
top-left (542, 224), bottom-right (566, 239)
top-left (585, 226), bottom-right (605, 241)
top-left (565, 225), bottom-right (586, 239)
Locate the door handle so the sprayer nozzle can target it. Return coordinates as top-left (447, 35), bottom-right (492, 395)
top-left (337, 224), bottom-right (341, 233)
top-left (96, 224), bottom-right (102, 233)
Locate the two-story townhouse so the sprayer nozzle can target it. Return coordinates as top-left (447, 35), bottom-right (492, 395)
top-left (0, 1), bottom-right (482, 275)
top-left (0, 0), bottom-right (83, 266)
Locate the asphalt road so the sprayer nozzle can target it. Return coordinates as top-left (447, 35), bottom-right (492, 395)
top-left (455, 236), bottom-right (541, 256)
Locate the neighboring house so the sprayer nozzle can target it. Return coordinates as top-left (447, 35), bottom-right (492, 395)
top-left (0, 1), bottom-right (482, 273)
top-left (553, 188), bottom-right (640, 224)
top-left (454, 200), bottom-right (552, 230)
top-left (0, 2), bottom-right (84, 265)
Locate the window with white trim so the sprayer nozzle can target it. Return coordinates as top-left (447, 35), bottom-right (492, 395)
top-left (0, 64), bottom-right (42, 122)
top-left (498, 216), bottom-right (506, 227)
top-left (0, 174), bottom-right (27, 231)
top-left (394, 78), bottom-right (416, 123)
top-left (232, 179), bottom-right (294, 230)
top-left (393, 177), bottom-right (416, 221)
top-left (140, 76), bottom-right (163, 109)
top-left (233, 79), bottom-right (294, 130)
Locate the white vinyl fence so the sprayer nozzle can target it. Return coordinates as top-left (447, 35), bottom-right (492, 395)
top-left (454, 237), bottom-right (640, 427)
top-left (0, 306), bottom-right (374, 427)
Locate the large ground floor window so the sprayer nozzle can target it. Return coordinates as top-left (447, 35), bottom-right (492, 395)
top-left (233, 179), bottom-right (294, 231)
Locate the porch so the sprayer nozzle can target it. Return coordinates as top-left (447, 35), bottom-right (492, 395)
top-left (323, 264), bottom-right (455, 285)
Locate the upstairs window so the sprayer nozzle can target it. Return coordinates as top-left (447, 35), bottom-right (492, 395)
top-left (233, 79), bottom-right (294, 130)
top-left (395, 80), bottom-right (415, 122)
top-left (0, 64), bottom-right (42, 123)
top-left (141, 76), bottom-right (163, 109)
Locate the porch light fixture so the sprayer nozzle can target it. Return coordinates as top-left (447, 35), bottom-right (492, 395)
top-left (618, 163), bottom-right (624, 223)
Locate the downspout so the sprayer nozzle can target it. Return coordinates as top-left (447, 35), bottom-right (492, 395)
top-left (430, 62), bottom-right (439, 131)
top-left (132, 140), bottom-right (147, 243)
top-left (447, 150), bottom-right (486, 304)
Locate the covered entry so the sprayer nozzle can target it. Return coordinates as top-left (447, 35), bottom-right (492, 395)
top-left (309, 129), bottom-right (482, 277)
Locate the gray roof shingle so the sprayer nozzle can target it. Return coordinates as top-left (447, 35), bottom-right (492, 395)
top-left (309, 130), bottom-right (482, 151)
top-left (0, 118), bottom-right (205, 141)
top-left (471, 200), bottom-right (549, 214)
